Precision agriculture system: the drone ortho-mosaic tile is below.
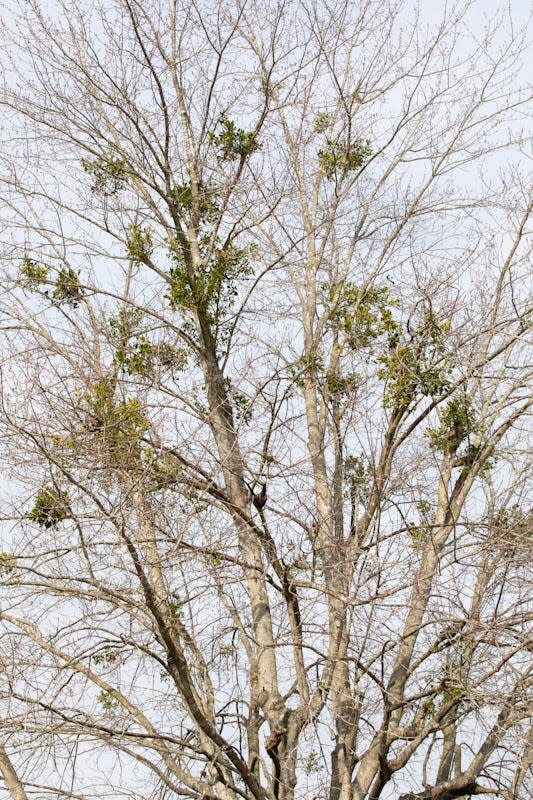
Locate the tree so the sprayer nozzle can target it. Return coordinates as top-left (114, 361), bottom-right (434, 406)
top-left (0, 1), bottom-right (531, 798)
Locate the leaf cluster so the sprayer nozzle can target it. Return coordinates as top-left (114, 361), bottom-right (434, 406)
top-left (93, 649), bottom-right (120, 667)
top-left (19, 256), bottom-right (48, 286)
top-left (167, 242), bottom-right (252, 323)
top-left (325, 370), bottom-right (359, 398)
top-left (327, 282), bottom-right (399, 349)
top-left (318, 137), bottom-right (372, 179)
top-left (409, 501), bottom-right (433, 548)
top-left (115, 335), bottom-right (187, 377)
top-left (492, 505), bottom-right (533, 556)
top-left (313, 112), bottom-right (333, 134)
top-left (290, 351), bottom-right (325, 388)
top-left (28, 487), bottom-right (70, 529)
top-left (96, 690), bottom-right (119, 712)
top-left (19, 258), bottom-right (83, 307)
top-left (0, 552), bottom-right (17, 574)
top-left (53, 266), bottom-right (83, 307)
top-left (303, 750), bottom-right (322, 775)
top-left (82, 154), bottom-right (127, 196)
top-left (378, 311), bottom-right (450, 410)
top-left (344, 455), bottom-right (371, 502)
top-left (126, 224), bottom-right (153, 264)
top-left (427, 394), bottom-right (480, 454)
top-left (169, 181), bottom-right (219, 223)
top-left (79, 380), bottom-right (150, 467)
top-left (224, 377), bottom-right (252, 423)
top-left (209, 117), bottom-right (260, 161)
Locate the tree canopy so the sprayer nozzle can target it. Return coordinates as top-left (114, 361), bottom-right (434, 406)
top-left (0, 1), bottom-right (531, 799)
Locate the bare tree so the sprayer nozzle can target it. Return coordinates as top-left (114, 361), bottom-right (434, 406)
top-left (0, 1), bottom-right (531, 799)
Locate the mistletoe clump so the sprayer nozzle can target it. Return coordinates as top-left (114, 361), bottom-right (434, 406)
top-left (378, 310), bottom-right (451, 411)
top-left (115, 335), bottom-right (188, 377)
top-left (19, 256), bottom-right (48, 286)
top-left (79, 380), bottom-right (150, 469)
top-left (82, 154), bottom-right (127, 196)
top-left (326, 282), bottom-right (399, 349)
top-left (318, 137), bottom-right (372, 179)
top-left (209, 117), bottom-right (260, 161)
top-left (126, 224), bottom-right (153, 265)
top-left (169, 181), bottom-right (219, 223)
top-left (166, 241), bottom-right (252, 323)
top-left (53, 267), bottom-right (83, 307)
top-left (28, 487), bottom-right (70, 529)
top-left (427, 394), bottom-right (480, 454)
